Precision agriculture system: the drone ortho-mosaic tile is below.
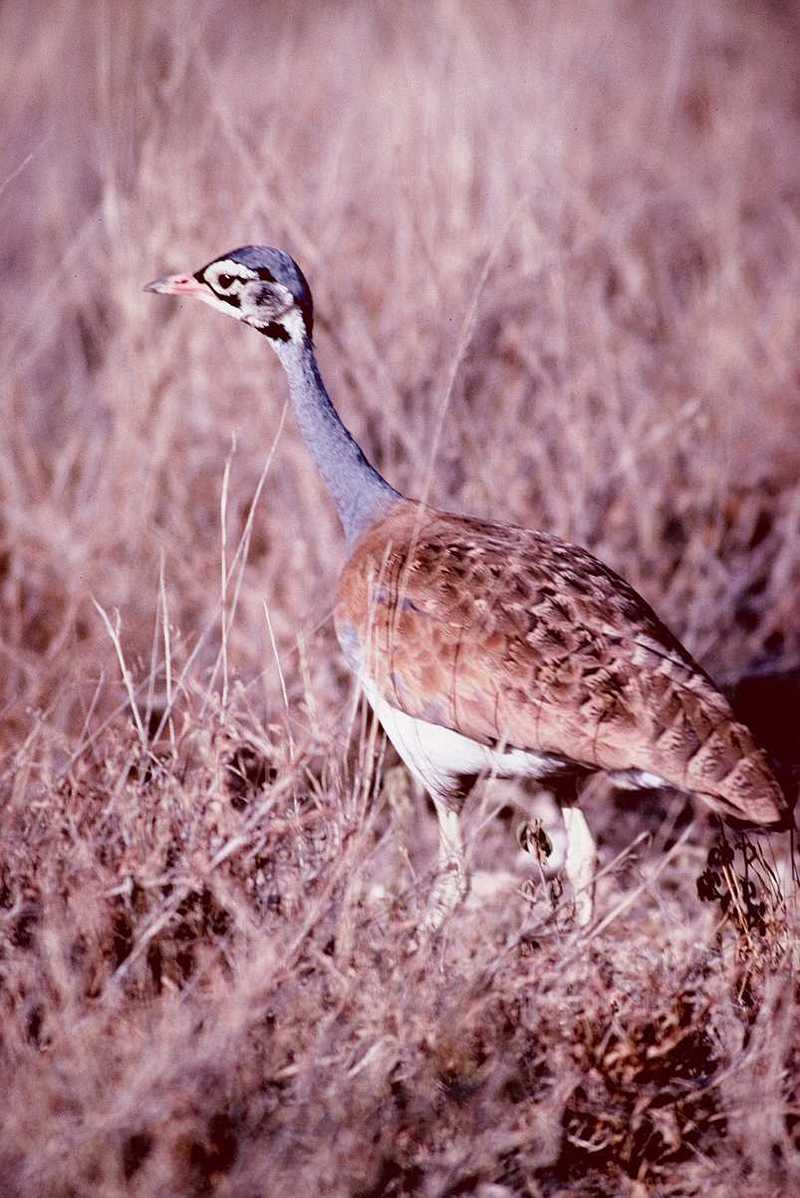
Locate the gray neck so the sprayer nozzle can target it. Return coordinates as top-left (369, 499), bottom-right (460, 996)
top-left (272, 336), bottom-right (401, 544)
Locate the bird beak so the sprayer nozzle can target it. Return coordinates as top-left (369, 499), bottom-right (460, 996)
top-left (143, 272), bottom-right (206, 297)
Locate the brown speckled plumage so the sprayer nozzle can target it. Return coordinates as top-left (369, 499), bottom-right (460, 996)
top-left (336, 500), bottom-right (787, 827)
top-left (148, 243), bottom-right (791, 931)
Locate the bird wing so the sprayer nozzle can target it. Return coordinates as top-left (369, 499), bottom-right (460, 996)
top-left (335, 502), bottom-right (785, 824)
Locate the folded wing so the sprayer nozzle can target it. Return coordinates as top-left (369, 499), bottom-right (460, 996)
top-left (335, 502), bottom-right (787, 827)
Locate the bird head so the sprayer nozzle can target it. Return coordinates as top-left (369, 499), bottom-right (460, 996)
top-left (144, 245), bottom-right (313, 344)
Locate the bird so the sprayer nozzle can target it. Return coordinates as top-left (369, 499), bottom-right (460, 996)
top-left (145, 245), bottom-right (792, 931)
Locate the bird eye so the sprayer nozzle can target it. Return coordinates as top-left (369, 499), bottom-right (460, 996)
top-left (217, 273), bottom-right (235, 290)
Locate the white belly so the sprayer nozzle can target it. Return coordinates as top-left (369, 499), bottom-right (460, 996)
top-left (361, 681), bottom-right (565, 798)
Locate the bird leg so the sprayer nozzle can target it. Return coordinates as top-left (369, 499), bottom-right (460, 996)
top-left (424, 799), bottom-right (468, 932)
top-left (562, 805), bottom-right (597, 927)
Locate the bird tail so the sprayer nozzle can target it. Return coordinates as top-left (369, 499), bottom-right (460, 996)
top-left (687, 733), bottom-right (794, 833)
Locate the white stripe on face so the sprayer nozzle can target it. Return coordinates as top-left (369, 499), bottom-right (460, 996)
top-left (203, 259), bottom-right (257, 298)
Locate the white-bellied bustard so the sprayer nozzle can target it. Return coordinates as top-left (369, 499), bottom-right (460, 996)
top-left (146, 246), bottom-right (792, 930)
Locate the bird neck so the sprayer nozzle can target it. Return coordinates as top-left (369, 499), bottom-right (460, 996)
top-left (272, 336), bottom-right (401, 544)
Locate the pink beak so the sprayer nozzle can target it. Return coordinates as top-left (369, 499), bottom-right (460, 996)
top-left (143, 272), bottom-right (206, 297)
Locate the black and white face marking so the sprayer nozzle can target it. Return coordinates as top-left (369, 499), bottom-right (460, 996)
top-left (194, 258), bottom-right (303, 343)
top-left (145, 245), bottom-right (315, 345)
top-left (199, 259), bottom-right (255, 308)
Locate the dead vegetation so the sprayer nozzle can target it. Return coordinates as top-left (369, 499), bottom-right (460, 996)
top-left (2, 1), bottom-right (800, 1194)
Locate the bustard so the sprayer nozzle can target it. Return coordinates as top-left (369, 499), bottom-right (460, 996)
top-left (145, 246), bottom-right (791, 929)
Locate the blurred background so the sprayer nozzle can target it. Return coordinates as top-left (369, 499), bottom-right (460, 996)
top-left (3, 0), bottom-right (800, 744)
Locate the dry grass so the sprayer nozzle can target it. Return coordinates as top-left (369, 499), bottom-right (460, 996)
top-left (2, 1), bottom-right (800, 1194)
